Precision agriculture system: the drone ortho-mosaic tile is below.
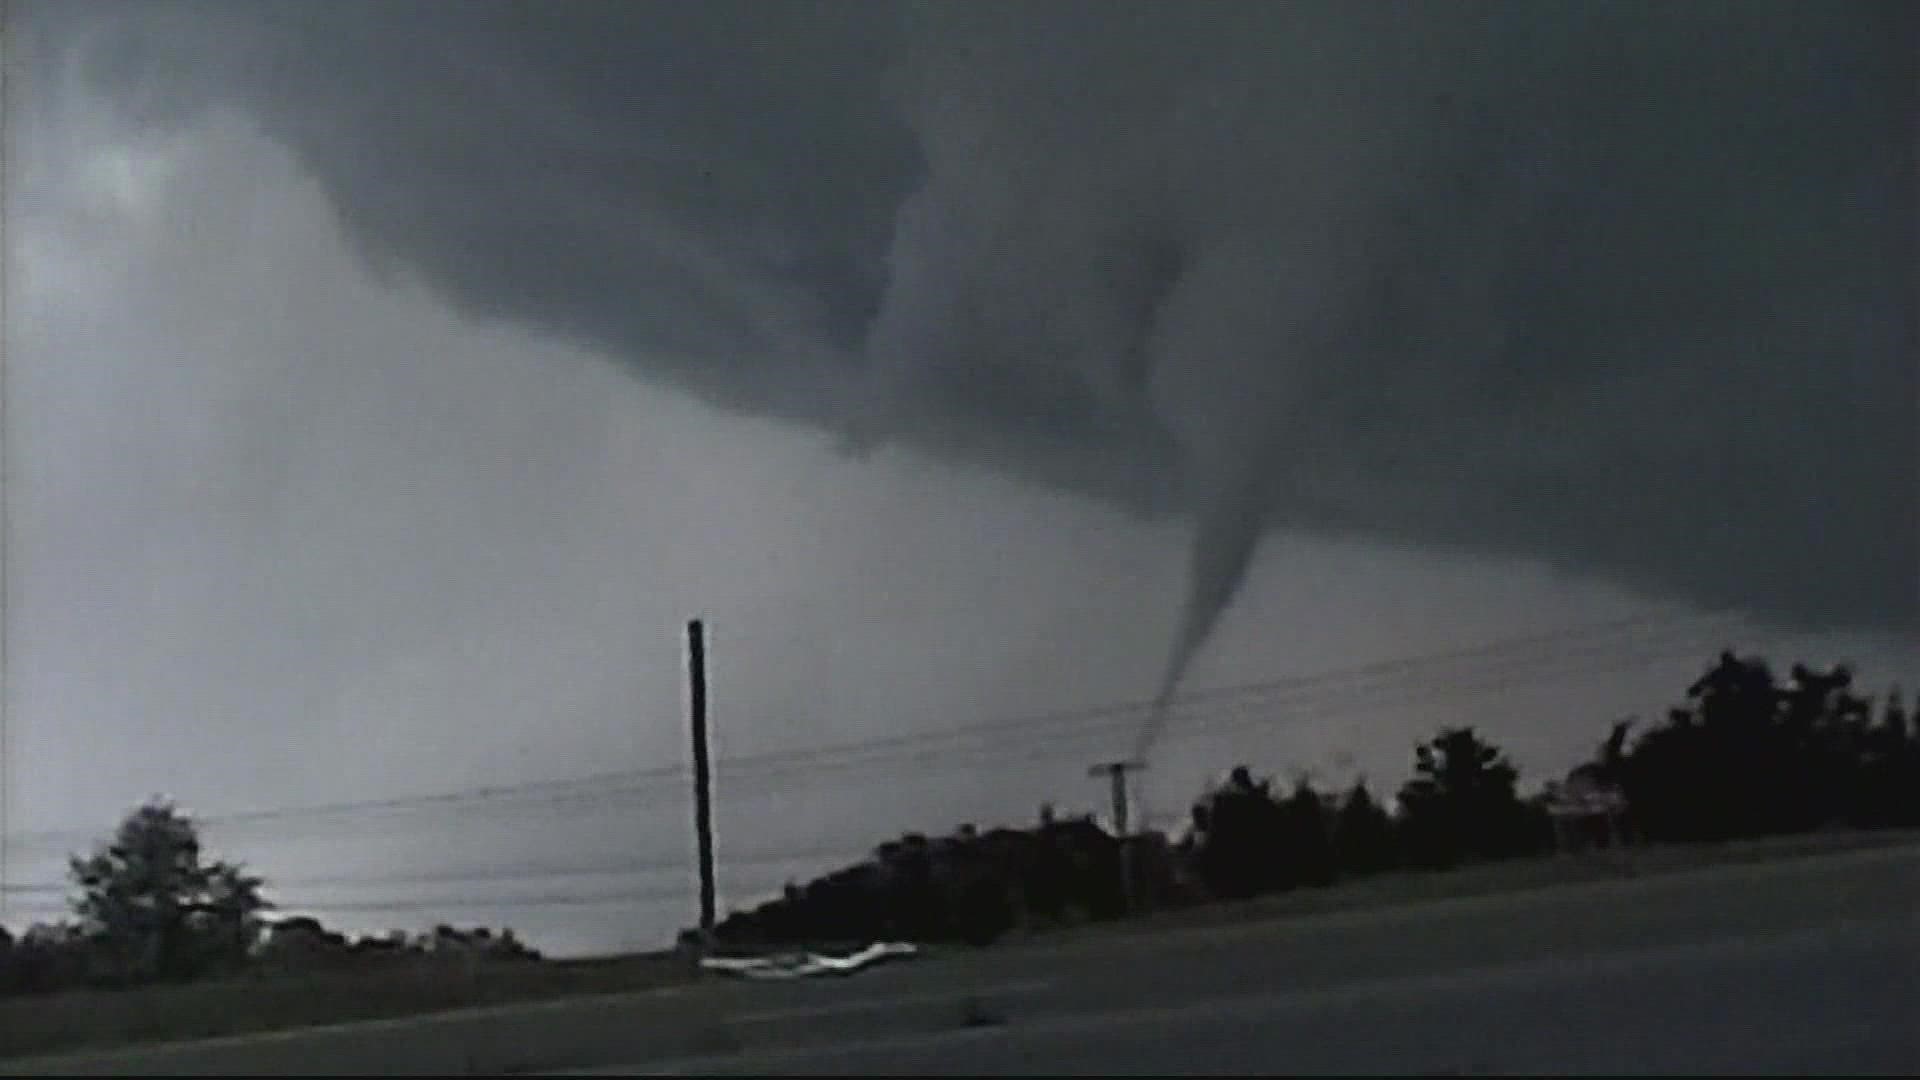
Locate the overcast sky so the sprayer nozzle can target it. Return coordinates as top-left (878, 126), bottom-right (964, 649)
top-left (3, 2), bottom-right (1913, 955)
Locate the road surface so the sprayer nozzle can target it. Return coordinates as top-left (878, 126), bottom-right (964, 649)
top-left (573, 844), bottom-right (1920, 1076)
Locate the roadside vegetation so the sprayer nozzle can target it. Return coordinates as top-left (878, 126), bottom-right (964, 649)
top-left (4, 651), bottom-right (1913, 1058)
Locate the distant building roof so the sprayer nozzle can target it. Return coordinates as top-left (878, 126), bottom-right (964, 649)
top-left (1545, 773), bottom-right (1627, 817)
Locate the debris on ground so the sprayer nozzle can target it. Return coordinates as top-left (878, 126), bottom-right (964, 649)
top-left (697, 941), bottom-right (920, 980)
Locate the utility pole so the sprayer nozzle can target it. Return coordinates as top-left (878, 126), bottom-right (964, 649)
top-left (0, 0), bottom-right (13, 934)
top-left (1089, 759), bottom-right (1146, 914)
top-left (686, 619), bottom-right (716, 940)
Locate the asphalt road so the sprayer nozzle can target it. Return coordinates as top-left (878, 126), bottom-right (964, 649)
top-left (578, 844), bottom-right (1920, 1076)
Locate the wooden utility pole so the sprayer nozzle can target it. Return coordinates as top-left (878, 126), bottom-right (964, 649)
top-left (1089, 759), bottom-right (1146, 914)
top-left (686, 618), bottom-right (716, 938)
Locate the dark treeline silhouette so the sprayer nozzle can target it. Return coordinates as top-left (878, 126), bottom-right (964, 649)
top-left (7, 652), bottom-right (1915, 993)
top-left (704, 811), bottom-right (1141, 950)
top-left (1596, 653), bottom-right (1917, 840)
top-left (709, 652), bottom-right (1917, 949)
top-left (0, 801), bottom-right (538, 999)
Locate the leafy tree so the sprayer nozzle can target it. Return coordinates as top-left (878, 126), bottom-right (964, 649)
top-left (1610, 653), bottom-right (1895, 840)
top-left (1880, 688), bottom-right (1911, 745)
top-left (1277, 779), bottom-right (1337, 888)
top-left (1850, 687), bottom-right (1920, 829)
top-left (0, 922), bottom-right (90, 996)
top-left (69, 800), bottom-right (270, 985)
top-left (1396, 727), bottom-right (1540, 866)
top-left (1596, 719), bottom-right (1634, 785)
top-left (710, 813), bottom-right (1133, 948)
top-left (1189, 766), bottom-right (1290, 900)
top-left (1332, 781), bottom-right (1397, 876)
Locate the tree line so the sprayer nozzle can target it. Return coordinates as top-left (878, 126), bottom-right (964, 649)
top-left (4, 650), bottom-right (1912, 995)
top-left (0, 801), bottom-right (538, 998)
top-left (709, 652), bottom-right (1915, 948)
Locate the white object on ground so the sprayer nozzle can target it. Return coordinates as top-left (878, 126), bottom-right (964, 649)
top-left (699, 941), bottom-right (920, 980)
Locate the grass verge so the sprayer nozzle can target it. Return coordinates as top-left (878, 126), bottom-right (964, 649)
top-left (5, 827), bottom-right (1914, 1061)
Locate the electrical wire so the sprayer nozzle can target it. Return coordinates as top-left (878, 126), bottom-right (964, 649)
top-left (4, 608), bottom-right (1743, 853)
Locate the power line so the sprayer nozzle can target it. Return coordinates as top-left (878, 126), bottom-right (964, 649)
top-left (627, 610), bottom-right (1733, 784)
top-left (512, 620), bottom-right (1713, 811)
top-left (1, 636), bottom-right (1727, 854)
top-left (0, 616), bottom-right (1806, 932)
top-left (0, 766), bottom-right (689, 848)
top-left (704, 617), bottom-right (1741, 787)
top-left (1, 839), bottom-right (871, 897)
top-left (0, 610), bottom-right (1745, 849)
top-left (711, 609), bottom-right (1730, 775)
top-left (171, 620), bottom-right (1748, 840)
top-left (269, 887), bottom-right (693, 914)
top-left (247, 845), bottom-right (867, 892)
top-left (709, 612), bottom-right (1742, 777)
top-left (8, 617), bottom-right (1739, 852)
top-left (0, 841), bottom-right (871, 907)
top-left (169, 615), bottom-right (1732, 833)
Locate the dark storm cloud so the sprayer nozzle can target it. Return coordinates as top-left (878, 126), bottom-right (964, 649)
top-left (35, 1), bottom-right (1918, 667)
